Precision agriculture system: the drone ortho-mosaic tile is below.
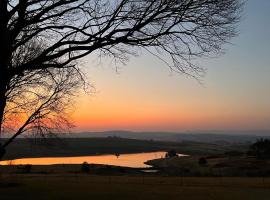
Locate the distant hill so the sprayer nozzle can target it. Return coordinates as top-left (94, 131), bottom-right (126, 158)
top-left (65, 130), bottom-right (270, 144)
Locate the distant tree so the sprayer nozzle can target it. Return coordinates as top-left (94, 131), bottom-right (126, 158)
top-left (165, 149), bottom-right (178, 158)
top-left (248, 139), bottom-right (270, 159)
top-left (0, 0), bottom-right (243, 159)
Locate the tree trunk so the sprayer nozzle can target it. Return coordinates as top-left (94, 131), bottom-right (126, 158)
top-left (0, 0), bottom-right (9, 137)
top-left (0, 0), bottom-right (8, 160)
top-left (0, 146), bottom-right (6, 160)
top-left (0, 82), bottom-right (7, 132)
top-left (0, 77), bottom-right (8, 160)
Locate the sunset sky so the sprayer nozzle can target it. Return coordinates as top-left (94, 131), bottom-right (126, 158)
top-left (73, 0), bottom-right (270, 132)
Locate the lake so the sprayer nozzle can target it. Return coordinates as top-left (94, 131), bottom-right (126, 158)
top-left (0, 151), bottom-right (185, 168)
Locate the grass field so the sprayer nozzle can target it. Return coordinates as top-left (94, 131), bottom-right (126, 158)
top-left (146, 155), bottom-right (270, 176)
top-left (1, 175), bottom-right (270, 200)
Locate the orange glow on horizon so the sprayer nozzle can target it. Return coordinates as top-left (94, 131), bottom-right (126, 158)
top-left (72, 97), bottom-right (270, 131)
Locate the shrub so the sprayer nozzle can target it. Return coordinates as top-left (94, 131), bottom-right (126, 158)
top-left (81, 162), bottom-right (90, 173)
top-left (165, 150), bottom-right (178, 158)
top-left (248, 138), bottom-right (270, 159)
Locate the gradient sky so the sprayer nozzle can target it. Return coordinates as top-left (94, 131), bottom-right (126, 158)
top-left (72, 0), bottom-right (270, 132)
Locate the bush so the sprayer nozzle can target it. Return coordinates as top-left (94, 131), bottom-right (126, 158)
top-left (81, 162), bottom-right (90, 173)
top-left (165, 150), bottom-right (178, 158)
top-left (248, 138), bottom-right (270, 159)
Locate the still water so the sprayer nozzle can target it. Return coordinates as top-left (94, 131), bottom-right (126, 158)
top-left (0, 151), bottom-right (179, 168)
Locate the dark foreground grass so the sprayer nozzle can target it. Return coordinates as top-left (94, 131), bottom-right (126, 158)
top-left (1, 175), bottom-right (270, 200)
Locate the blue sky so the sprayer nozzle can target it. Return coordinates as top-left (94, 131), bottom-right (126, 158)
top-left (74, 0), bottom-right (270, 131)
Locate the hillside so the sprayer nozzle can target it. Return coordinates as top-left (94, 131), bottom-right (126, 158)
top-left (2, 137), bottom-right (248, 160)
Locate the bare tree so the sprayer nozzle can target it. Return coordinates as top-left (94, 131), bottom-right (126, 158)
top-left (0, 0), bottom-right (243, 159)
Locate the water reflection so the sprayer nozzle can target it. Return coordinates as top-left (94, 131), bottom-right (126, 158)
top-left (0, 151), bottom-right (176, 168)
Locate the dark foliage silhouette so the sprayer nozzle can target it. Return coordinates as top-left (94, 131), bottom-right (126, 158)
top-left (248, 139), bottom-right (270, 159)
top-left (81, 162), bottom-right (90, 173)
top-left (165, 149), bottom-right (178, 158)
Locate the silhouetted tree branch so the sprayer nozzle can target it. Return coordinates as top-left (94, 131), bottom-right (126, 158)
top-left (0, 0), bottom-right (243, 159)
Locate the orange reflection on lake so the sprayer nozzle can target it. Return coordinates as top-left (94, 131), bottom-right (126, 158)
top-left (0, 152), bottom-right (172, 168)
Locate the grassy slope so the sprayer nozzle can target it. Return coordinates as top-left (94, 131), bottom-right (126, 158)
top-left (146, 155), bottom-right (270, 176)
top-left (1, 175), bottom-right (270, 200)
top-left (3, 137), bottom-right (248, 160)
